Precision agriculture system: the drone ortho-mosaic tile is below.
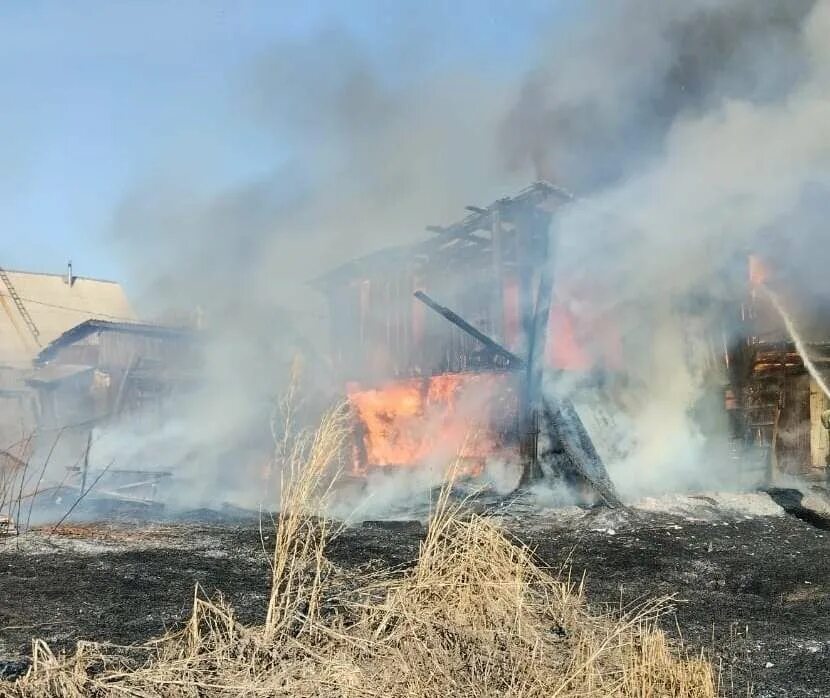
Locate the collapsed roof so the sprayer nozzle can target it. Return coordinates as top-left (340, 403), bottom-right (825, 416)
top-left (314, 181), bottom-right (572, 288)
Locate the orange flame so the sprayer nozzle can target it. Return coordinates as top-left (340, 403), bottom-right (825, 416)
top-left (346, 372), bottom-right (517, 476)
top-left (749, 254), bottom-right (769, 288)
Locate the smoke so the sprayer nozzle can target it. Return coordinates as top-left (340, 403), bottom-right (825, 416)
top-left (764, 287), bottom-right (830, 400)
top-left (102, 23), bottom-right (529, 509)
top-left (501, 0), bottom-right (818, 189)
top-left (534, 0), bottom-right (830, 496)
top-left (99, 1), bottom-right (830, 510)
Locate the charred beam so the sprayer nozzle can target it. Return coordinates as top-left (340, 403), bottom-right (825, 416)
top-left (519, 267), bottom-right (555, 485)
top-left (527, 266), bottom-right (554, 410)
top-left (413, 291), bottom-right (524, 368)
top-left (541, 397), bottom-right (622, 508)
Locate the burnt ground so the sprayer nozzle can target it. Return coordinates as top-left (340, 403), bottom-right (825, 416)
top-left (0, 503), bottom-right (828, 697)
top-left (529, 516), bottom-right (830, 698)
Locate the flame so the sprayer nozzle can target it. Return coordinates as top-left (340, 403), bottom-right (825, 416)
top-left (346, 372), bottom-right (517, 476)
top-left (749, 254), bottom-right (769, 288)
top-left (547, 303), bottom-right (624, 372)
top-left (502, 275), bottom-right (622, 372)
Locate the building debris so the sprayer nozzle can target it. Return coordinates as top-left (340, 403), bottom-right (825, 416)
top-left (0, 515), bottom-right (17, 536)
top-left (317, 182), bottom-right (622, 503)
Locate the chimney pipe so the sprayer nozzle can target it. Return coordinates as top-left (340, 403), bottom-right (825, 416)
top-left (66, 260), bottom-right (74, 286)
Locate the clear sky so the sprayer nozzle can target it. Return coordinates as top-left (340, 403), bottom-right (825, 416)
top-left (0, 1), bottom-right (562, 283)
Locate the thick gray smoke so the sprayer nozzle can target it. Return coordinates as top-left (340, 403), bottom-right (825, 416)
top-left (535, 0), bottom-right (830, 495)
top-left (501, 1), bottom-right (818, 189)
top-left (106, 25), bottom-right (527, 509)
top-left (105, 1), bottom-right (830, 509)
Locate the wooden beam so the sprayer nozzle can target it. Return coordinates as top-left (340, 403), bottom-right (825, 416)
top-left (809, 379), bottom-right (829, 467)
top-left (413, 291), bottom-right (524, 368)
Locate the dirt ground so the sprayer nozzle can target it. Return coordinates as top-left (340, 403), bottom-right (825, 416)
top-left (0, 496), bottom-right (828, 697)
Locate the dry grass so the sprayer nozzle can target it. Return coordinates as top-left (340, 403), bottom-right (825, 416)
top-left (1, 408), bottom-right (718, 697)
top-left (0, 439), bottom-right (33, 536)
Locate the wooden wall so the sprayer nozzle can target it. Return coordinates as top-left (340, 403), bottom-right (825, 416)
top-left (809, 378), bottom-right (829, 468)
top-left (35, 328), bottom-right (197, 429)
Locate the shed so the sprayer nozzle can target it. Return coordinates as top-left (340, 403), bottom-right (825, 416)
top-left (28, 319), bottom-right (199, 429)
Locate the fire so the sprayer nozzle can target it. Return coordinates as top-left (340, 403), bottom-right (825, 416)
top-left (346, 372), bottom-right (517, 476)
top-left (502, 276), bottom-right (622, 372)
top-left (749, 254), bottom-right (770, 288)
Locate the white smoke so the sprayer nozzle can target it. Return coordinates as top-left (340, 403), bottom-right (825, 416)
top-left (542, 0), bottom-right (830, 496)
top-left (92, 0), bottom-right (830, 509)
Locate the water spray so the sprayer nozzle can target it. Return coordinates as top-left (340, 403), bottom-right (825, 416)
top-left (761, 285), bottom-right (830, 400)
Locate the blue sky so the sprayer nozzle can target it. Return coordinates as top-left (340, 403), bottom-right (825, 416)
top-left (0, 1), bottom-right (564, 283)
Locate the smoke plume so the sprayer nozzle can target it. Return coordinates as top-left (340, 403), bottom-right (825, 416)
top-left (541, 0), bottom-right (830, 494)
top-left (104, 1), bottom-right (830, 509)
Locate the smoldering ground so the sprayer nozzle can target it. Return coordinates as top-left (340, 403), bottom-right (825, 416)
top-left (92, 0), bottom-right (830, 512)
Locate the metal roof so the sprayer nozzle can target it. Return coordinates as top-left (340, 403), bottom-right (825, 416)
top-left (35, 319), bottom-right (195, 365)
top-left (0, 270), bottom-right (137, 367)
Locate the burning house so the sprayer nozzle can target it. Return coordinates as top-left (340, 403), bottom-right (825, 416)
top-left (316, 182), bottom-right (622, 502)
top-left (726, 257), bottom-right (830, 483)
top-left (316, 183), bottom-right (830, 498)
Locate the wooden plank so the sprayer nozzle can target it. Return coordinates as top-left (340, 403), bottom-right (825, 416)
top-left (413, 291), bottom-right (524, 368)
top-left (491, 207), bottom-right (504, 343)
top-left (809, 379), bottom-right (829, 467)
top-left (767, 405), bottom-right (780, 484)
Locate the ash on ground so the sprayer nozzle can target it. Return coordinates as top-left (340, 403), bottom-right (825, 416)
top-left (0, 489), bottom-right (828, 698)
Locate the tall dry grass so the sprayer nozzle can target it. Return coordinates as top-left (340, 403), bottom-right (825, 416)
top-left (0, 437), bottom-right (34, 536)
top-left (1, 407), bottom-right (718, 697)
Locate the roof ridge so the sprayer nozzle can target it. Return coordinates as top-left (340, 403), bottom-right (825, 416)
top-left (0, 268), bottom-right (120, 285)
